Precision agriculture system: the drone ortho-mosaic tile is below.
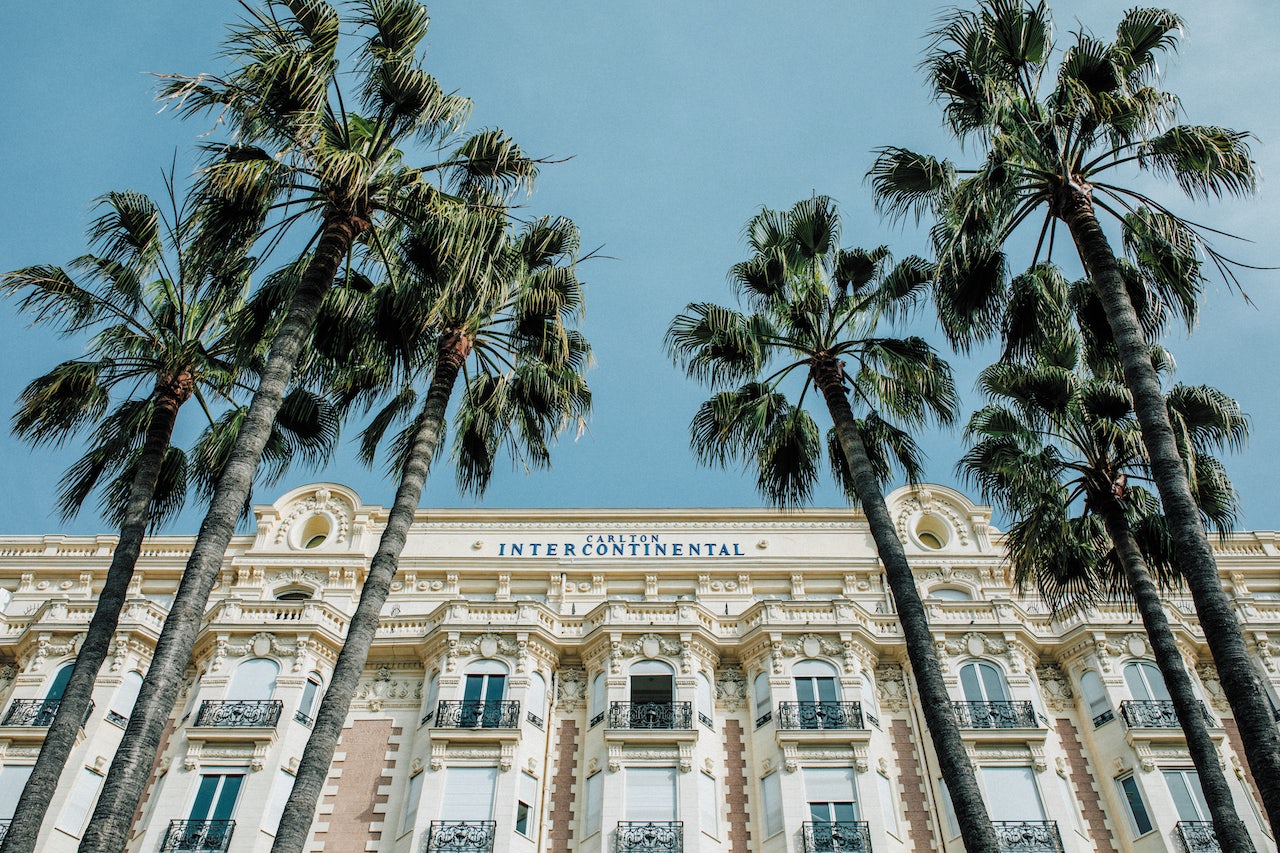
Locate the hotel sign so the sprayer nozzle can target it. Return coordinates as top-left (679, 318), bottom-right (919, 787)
top-left (496, 533), bottom-right (747, 558)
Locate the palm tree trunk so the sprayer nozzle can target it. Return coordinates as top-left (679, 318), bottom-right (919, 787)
top-left (1100, 499), bottom-right (1256, 851)
top-left (0, 379), bottom-right (190, 853)
top-left (269, 334), bottom-right (469, 853)
top-left (1060, 187), bottom-right (1280, 835)
top-left (814, 361), bottom-right (999, 853)
top-left (78, 214), bottom-right (366, 853)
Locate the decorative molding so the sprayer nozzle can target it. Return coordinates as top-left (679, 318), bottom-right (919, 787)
top-left (876, 664), bottom-right (908, 712)
top-left (1035, 664), bottom-right (1073, 712)
top-left (715, 667), bottom-right (746, 710)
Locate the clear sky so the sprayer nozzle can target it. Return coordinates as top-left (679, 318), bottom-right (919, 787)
top-left (0, 1), bottom-right (1277, 534)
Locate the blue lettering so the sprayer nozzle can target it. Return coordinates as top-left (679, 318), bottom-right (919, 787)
top-left (673, 544), bottom-right (683, 556)
top-left (511, 544), bottom-right (523, 556)
top-left (629, 544), bottom-right (639, 555)
top-left (547, 544), bottom-right (558, 556)
top-left (564, 543), bottom-right (575, 556)
top-left (613, 544), bottom-right (624, 556)
top-left (733, 544), bottom-right (744, 555)
top-left (530, 543), bottom-right (541, 556)
top-left (689, 544), bottom-right (701, 556)
top-left (719, 545), bottom-right (730, 556)
top-left (499, 543), bottom-right (506, 556)
top-left (655, 544), bottom-right (667, 556)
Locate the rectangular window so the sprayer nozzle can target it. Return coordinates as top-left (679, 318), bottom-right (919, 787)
top-left (584, 773), bottom-right (603, 837)
top-left (625, 767), bottom-right (677, 821)
top-left (188, 773), bottom-right (244, 823)
top-left (515, 771), bottom-right (537, 837)
top-left (0, 765), bottom-right (33, 821)
top-left (699, 772), bottom-right (718, 837)
top-left (1163, 769), bottom-right (1211, 822)
top-left (938, 778), bottom-right (959, 837)
top-left (55, 767), bottom-right (102, 836)
top-left (440, 766), bottom-right (498, 822)
top-left (262, 770), bottom-right (295, 837)
top-left (401, 771), bottom-right (423, 834)
top-left (876, 773), bottom-right (899, 835)
top-left (803, 766), bottom-right (858, 822)
top-left (761, 772), bottom-right (783, 837)
top-left (1117, 773), bottom-right (1153, 835)
top-left (979, 766), bottom-right (1045, 821)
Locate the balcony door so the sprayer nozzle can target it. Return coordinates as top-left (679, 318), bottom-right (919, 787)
top-left (630, 661), bottom-right (674, 705)
top-left (1124, 661), bottom-right (1171, 702)
top-left (181, 772), bottom-right (243, 848)
top-left (804, 767), bottom-right (859, 822)
top-left (227, 658), bottom-right (279, 700)
top-left (793, 660), bottom-right (840, 705)
top-left (461, 661), bottom-right (508, 728)
top-left (959, 661), bottom-right (1009, 704)
top-left (1164, 769), bottom-right (1211, 822)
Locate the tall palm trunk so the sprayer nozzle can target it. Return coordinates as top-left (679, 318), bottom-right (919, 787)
top-left (0, 378), bottom-right (191, 853)
top-left (79, 214), bottom-right (366, 853)
top-left (270, 334), bottom-right (469, 853)
top-left (1059, 186), bottom-right (1280, 834)
top-left (1099, 498), bottom-right (1256, 850)
top-left (814, 358), bottom-right (999, 853)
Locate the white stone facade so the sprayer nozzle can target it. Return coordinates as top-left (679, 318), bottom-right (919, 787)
top-left (0, 482), bottom-right (1274, 853)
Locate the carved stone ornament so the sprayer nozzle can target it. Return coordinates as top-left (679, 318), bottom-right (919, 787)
top-left (1035, 664), bottom-right (1074, 713)
top-left (618, 633), bottom-right (682, 661)
top-left (353, 672), bottom-right (422, 712)
top-left (275, 488), bottom-right (351, 545)
top-left (715, 667), bottom-right (746, 709)
top-left (876, 665), bottom-right (908, 712)
top-left (556, 667), bottom-right (586, 710)
top-left (1195, 663), bottom-right (1230, 713)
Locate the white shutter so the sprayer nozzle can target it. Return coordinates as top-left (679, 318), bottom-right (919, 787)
top-left (876, 773), bottom-right (898, 834)
top-left (54, 767), bottom-right (102, 836)
top-left (803, 767), bottom-right (856, 804)
top-left (589, 673), bottom-right (606, 719)
top-left (519, 772), bottom-right (539, 835)
top-left (0, 765), bottom-right (33, 820)
top-left (402, 771), bottom-right (424, 834)
top-left (584, 773), bottom-right (603, 836)
top-left (754, 674), bottom-right (771, 719)
top-left (440, 767), bottom-right (498, 821)
top-left (980, 766), bottom-right (1045, 821)
top-left (760, 772), bottom-right (783, 836)
top-left (262, 770), bottom-right (295, 836)
top-left (699, 772), bottom-right (718, 836)
top-left (626, 767), bottom-right (677, 821)
top-left (111, 671), bottom-right (144, 719)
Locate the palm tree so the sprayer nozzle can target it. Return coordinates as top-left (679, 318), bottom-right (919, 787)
top-left (869, 2), bottom-right (1280, 827)
top-left (0, 188), bottom-right (335, 853)
top-left (666, 196), bottom-right (1003, 851)
top-left (961, 336), bottom-right (1254, 850)
top-left (268, 205), bottom-right (590, 853)
top-left (81, 4), bottom-right (539, 851)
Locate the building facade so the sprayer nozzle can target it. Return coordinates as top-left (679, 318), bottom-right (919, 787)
top-left (0, 482), bottom-right (1274, 853)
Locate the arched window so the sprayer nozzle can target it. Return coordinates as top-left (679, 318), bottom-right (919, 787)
top-left (697, 672), bottom-right (714, 726)
top-left (109, 670), bottom-right (144, 725)
top-left (46, 662), bottom-right (75, 702)
top-left (463, 660), bottom-right (508, 705)
top-left (629, 660), bottom-right (675, 705)
top-left (528, 672), bottom-right (547, 726)
top-left (860, 671), bottom-right (879, 723)
top-left (753, 673), bottom-right (772, 726)
top-left (589, 672), bottom-right (607, 724)
top-left (297, 672), bottom-right (323, 724)
top-left (425, 672), bottom-right (440, 724)
top-left (1079, 670), bottom-right (1112, 726)
top-left (958, 661), bottom-right (1010, 704)
top-left (227, 658), bottom-right (280, 700)
top-left (275, 588), bottom-right (312, 601)
top-left (793, 659), bottom-right (841, 704)
top-left (1124, 661), bottom-right (1170, 702)
top-left (927, 588), bottom-right (972, 601)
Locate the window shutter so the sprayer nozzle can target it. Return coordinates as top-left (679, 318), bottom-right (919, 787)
top-left (979, 766), bottom-right (1044, 821)
top-left (626, 767), bottom-right (677, 820)
top-left (584, 773), bottom-right (603, 836)
top-left (441, 767), bottom-right (498, 821)
top-left (402, 772), bottom-right (424, 833)
top-left (802, 767), bottom-right (857, 806)
top-left (699, 772), bottom-right (718, 836)
top-left (263, 770), bottom-right (296, 836)
top-left (54, 767), bottom-right (102, 836)
top-left (761, 772), bottom-right (783, 836)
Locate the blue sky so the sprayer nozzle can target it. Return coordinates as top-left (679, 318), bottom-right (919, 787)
top-left (1, 2), bottom-right (1278, 534)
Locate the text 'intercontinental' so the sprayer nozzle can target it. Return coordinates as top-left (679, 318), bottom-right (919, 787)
top-left (496, 533), bottom-right (747, 558)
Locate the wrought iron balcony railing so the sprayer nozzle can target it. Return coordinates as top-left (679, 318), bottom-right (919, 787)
top-left (778, 701), bottom-right (865, 731)
top-left (425, 820), bottom-right (497, 852)
top-left (0, 820), bottom-right (9, 846)
top-left (802, 820), bottom-right (872, 851)
top-left (159, 819), bottom-right (234, 852)
top-left (193, 699), bottom-right (283, 728)
top-left (527, 711), bottom-right (544, 729)
top-left (1, 698), bottom-right (93, 727)
top-left (294, 710), bottom-right (314, 727)
top-left (434, 700), bottom-right (521, 729)
top-left (755, 710), bottom-right (772, 728)
top-left (1118, 700), bottom-right (1214, 729)
top-left (1175, 821), bottom-right (1221, 852)
top-left (952, 701), bottom-right (1038, 729)
top-left (993, 821), bottom-right (1064, 852)
top-left (608, 702), bottom-right (693, 730)
top-left (616, 820), bottom-right (683, 852)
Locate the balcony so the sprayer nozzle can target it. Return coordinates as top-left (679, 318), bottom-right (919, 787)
top-left (425, 820), bottom-right (497, 852)
top-left (194, 700), bottom-right (282, 728)
top-left (616, 820), bottom-right (683, 853)
top-left (953, 701), bottom-right (1037, 729)
top-left (435, 700), bottom-right (521, 730)
top-left (993, 821), bottom-right (1063, 852)
top-left (0, 698), bottom-right (94, 746)
top-left (1118, 700), bottom-right (1214, 729)
top-left (778, 702), bottom-right (864, 731)
top-left (802, 820), bottom-right (872, 851)
top-left (1175, 821), bottom-right (1221, 852)
top-left (608, 702), bottom-right (693, 730)
top-left (0, 820), bottom-right (8, 845)
top-left (159, 819), bottom-right (234, 852)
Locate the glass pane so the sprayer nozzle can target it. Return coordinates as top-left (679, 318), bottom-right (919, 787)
top-left (832, 802), bottom-right (858, 823)
top-left (1164, 770), bottom-right (1209, 821)
top-left (1119, 775), bottom-right (1153, 835)
top-left (979, 664), bottom-right (1008, 703)
top-left (816, 678), bottom-right (839, 703)
top-left (960, 664), bottom-right (982, 702)
top-left (210, 775), bottom-right (243, 822)
top-left (584, 774), bottom-right (602, 835)
top-left (809, 802), bottom-right (832, 822)
top-left (981, 767), bottom-right (1044, 821)
top-left (485, 675), bottom-right (505, 702)
top-left (463, 675), bottom-right (484, 703)
top-left (188, 775), bottom-right (221, 822)
top-left (1144, 664), bottom-right (1170, 702)
top-left (762, 773), bottom-right (783, 836)
top-left (796, 678), bottom-right (817, 704)
top-left (48, 664), bottom-right (75, 701)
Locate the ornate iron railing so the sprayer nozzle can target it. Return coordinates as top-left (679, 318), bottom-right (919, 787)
top-left (778, 701), bottom-right (864, 731)
top-left (527, 711), bottom-right (544, 729)
top-left (159, 819), bottom-right (234, 852)
top-left (992, 821), bottom-right (1064, 852)
top-left (755, 710), bottom-right (772, 728)
top-left (194, 699), bottom-right (282, 728)
top-left (425, 820), bottom-right (497, 852)
top-left (802, 820), bottom-right (872, 851)
top-left (434, 700), bottom-right (521, 729)
top-left (616, 820), bottom-right (683, 852)
top-left (294, 710), bottom-right (314, 727)
top-left (0, 820), bottom-right (9, 846)
top-left (2, 698), bottom-right (93, 727)
top-left (106, 710), bottom-right (128, 727)
top-left (608, 702), bottom-right (693, 730)
top-left (698, 712), bottom-right (714, 729)
top-left (951, 701), bottom-right (1037, 729)
top-left (1175, 821), bottom-right (1221, 852)
top-left (590, 711), bottom-right (605, 728)
top-left (1119, 700), bottom-right (1215, 729)
top-left (1092, 709), bottom-right (1115, 728)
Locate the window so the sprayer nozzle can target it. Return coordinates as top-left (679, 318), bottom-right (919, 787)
top-left (109, 670), bottom-right (144, 726)
top-left (185, 771), bottom-right (243, 850)
top-left (625, 767), bottom-right (677, 821)
top-left (979, 766), bottom-right (1045, 821)
top-left (401, 771), bottom-right (423, 834)
top-left (55, 767), bottom-right (102, 836)
top-left (515, 772), bottom-right (538, 837)
top-left (1079, 669), bottom-right (1112, 726)
top-left (699, 772), bottom-right (718, 836)
top-left (227, 658), bottom-right (279, 700)
top-left (1117, 773), bottom-right (1153, 835)
top-left (753, 673), bottom-right (771, 726)
top-left (938, 778), bottom-right (959, 837)
top-left (959, 661), bottom-right (1010, 703)
top-left (0, 766), bottom-right (31, 821)
top-left (630, 660), bottom-right (675, 705)
top-left (440, 766), bottom-right (497, 821)
top-left (263, 770), bottom-right (295, 836)
top-left (804, 766), bottom-right (858, 822)
top-left (860, 672), bottom-right (879, 725)
top-left (589, 673), bottom-right (607, 723)
top-left (425, 672), bottom-right (439, 723)
top-left (584, 773), bottom-right (603, 836)
top-left (47, 662), bottom-right (75, 702)
top-left (1164, 769), bottom-right (1211, 822)
top-left (760, 772), bottom-right (783, 837)
top-left (0, 588), bottom-right (12, 613)
top-left (298, 672), bottom-right (322, 723)
top-left (1124, 661), bottom-right (1170, 702)
top-left (275, 589), bottom-right (312, 601)
top-left (697, 672), bottom-right (714, 726)
top-left (528, 673), bottom-right (547, 722)
top-left (463, 661), bottom-right (508, 705)
top-left (876, 773), bottom-right (899, 835)
top-left (793, 660), bottom-right (840, 705)
top-left (927, 588), bottom-right (972, 601)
